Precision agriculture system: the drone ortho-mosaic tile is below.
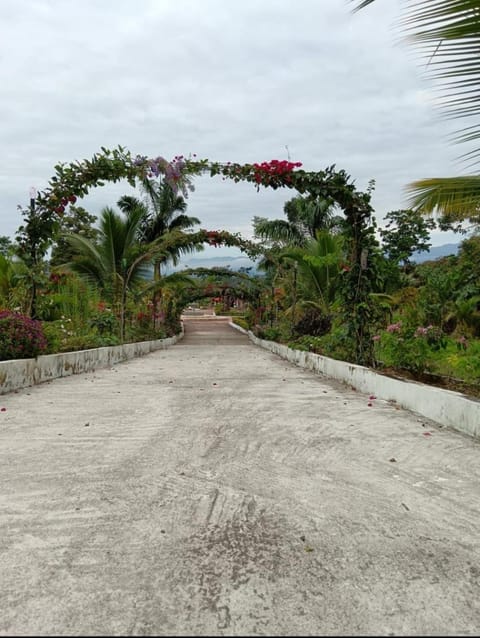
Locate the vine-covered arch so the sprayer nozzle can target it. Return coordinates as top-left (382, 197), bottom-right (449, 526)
top-left (32, 146), bottom-right (377, 364)
top-left (180, 267), bottom-right (264, 308)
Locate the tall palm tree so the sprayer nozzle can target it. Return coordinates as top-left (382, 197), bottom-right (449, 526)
top-left (352, 1), bottom-right (480, 223)
top-left (64, 205), bottom-right (161, 341)
top-left (118, 180), bottom-right (201, 277)
top-left (118, 181), bottom-right (202, 324)
top-left (253, 195), bottom-right (343, 247)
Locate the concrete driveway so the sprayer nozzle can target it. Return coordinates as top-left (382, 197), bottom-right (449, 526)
top-left (0, 317), bottom-right (479, 636)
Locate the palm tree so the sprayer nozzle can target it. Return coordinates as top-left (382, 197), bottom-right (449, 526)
top-left (64, 205), bottom-right (162, 341)
top-left (118, 181), bottom-right (202, 325)
top-left (352, 1), bottom-right (480, 223)
top-left (118, 180), bottom-right (200, 277)
top-left (279, 230), bottom-right (343, 319)
top-left (253, 195), bottom-right (343, 247)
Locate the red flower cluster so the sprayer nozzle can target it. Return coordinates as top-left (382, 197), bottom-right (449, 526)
top-left (205, 230), bottom-right (221, 247)
top-left (54, 194), bottom-right (77, 216)
top-left (252, 159), bottom-right (302, 184)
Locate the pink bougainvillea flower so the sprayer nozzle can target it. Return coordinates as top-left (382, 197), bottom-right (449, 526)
top-left (386, 322), bottom-right (402, 333)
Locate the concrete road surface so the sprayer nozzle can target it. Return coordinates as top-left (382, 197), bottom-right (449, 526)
top-left (0, 317), bottom-right (479, 636)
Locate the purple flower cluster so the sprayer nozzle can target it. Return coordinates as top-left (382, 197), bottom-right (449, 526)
top-left (164, 155), bottom-right (195, 197)
top-left (132, 154), bottom-right (195, 198)
top-left (148, 156), bottom-right (169, 178)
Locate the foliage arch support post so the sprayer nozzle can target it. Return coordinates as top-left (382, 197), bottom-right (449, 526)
top-left (32, 147), bottom-right (377, 362)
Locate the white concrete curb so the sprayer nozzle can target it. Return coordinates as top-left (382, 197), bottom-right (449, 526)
top-left (230, 321), bottom-right (480, 439)
top-left (0, 329), bottom-right (184, 396)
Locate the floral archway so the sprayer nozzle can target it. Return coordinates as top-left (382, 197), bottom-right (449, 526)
top-left (28, 146), bottom-right (378, 364)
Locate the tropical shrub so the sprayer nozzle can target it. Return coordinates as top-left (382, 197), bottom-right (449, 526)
top-left (374, 322), bottom-right (447, 376)
top-left (89, 307), bottom-right (118, 335)
top-left (232, 317), bottom-right (249, 331)
top-left (254, 326), bottom-right (283, 341)
top-left (294, 308), bottom-right (332, 336)
top-left (36, 272), bottom-right (96, 324)
top-left (0, 310), bottom-right (47, 360)
top-left (288, 325), bottom-right (353, 361)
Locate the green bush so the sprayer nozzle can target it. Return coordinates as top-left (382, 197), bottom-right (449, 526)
top-left (89, 310), bottom-right (118, 335)
top-left (294, 308), bottom-right (332, 337)
top-left (0, 311), bottom-right (48, 360)
top-left (58, 333), bottom-right (121, 352)
top-left (232, 317), bottom-right (249, 331)
top-left (42, 321), bottom-right (63, 353)
top-left (374, 322), bottom-right (447, 376)
top-left (254, 326), bottom-right (282, 341)
top-left (124, 324), bottom-right (167, 343)
top-left (217, 309), bottom-right (247, 317)
top-left (288, 327), bottom-right (353, 362)
top-left (428, 337), bottom-right (480, 384)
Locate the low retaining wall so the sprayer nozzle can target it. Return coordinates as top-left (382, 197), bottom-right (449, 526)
top-left (0, 330), bottom-right (183, 396)
top-left (230, 322), bottom-right (480, 439)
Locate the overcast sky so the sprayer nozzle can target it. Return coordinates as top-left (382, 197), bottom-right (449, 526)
top-left (1, 0), bottom-right (470, 256)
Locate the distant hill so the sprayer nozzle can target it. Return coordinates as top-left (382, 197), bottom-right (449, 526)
top-left (163, 243), bottom-right (460, 273)
top-left (412, 243), bottom-right (459, 263)
top-left (168, 255), bottom-right (259, 273)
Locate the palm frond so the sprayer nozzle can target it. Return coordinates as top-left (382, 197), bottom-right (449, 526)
top-left (407, 175), bottom-right (480, 220)
top-left (117, 195), bottom-right (146, 216)
top-left (64, 234), bottom-right (107, 279)
top-left (253, 218), bottom-right (306, 246)
top-left (351, 0), bottom-right (375, 10)
top-left (352, 0), bottom-right (480, 152)
top-left (168, 214), bottom-right (201, 232)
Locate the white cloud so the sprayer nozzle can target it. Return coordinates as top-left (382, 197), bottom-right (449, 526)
top-left (0, 0), bottom-right (470, 248)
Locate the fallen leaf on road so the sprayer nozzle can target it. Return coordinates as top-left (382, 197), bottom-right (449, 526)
top-left (423, 432), bottom-right (432, 437)
top-left (389, 458), bottom-right (396, 462)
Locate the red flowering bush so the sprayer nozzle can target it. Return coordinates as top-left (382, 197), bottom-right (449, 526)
top-left (0, 311), bottom-right (48, 361)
